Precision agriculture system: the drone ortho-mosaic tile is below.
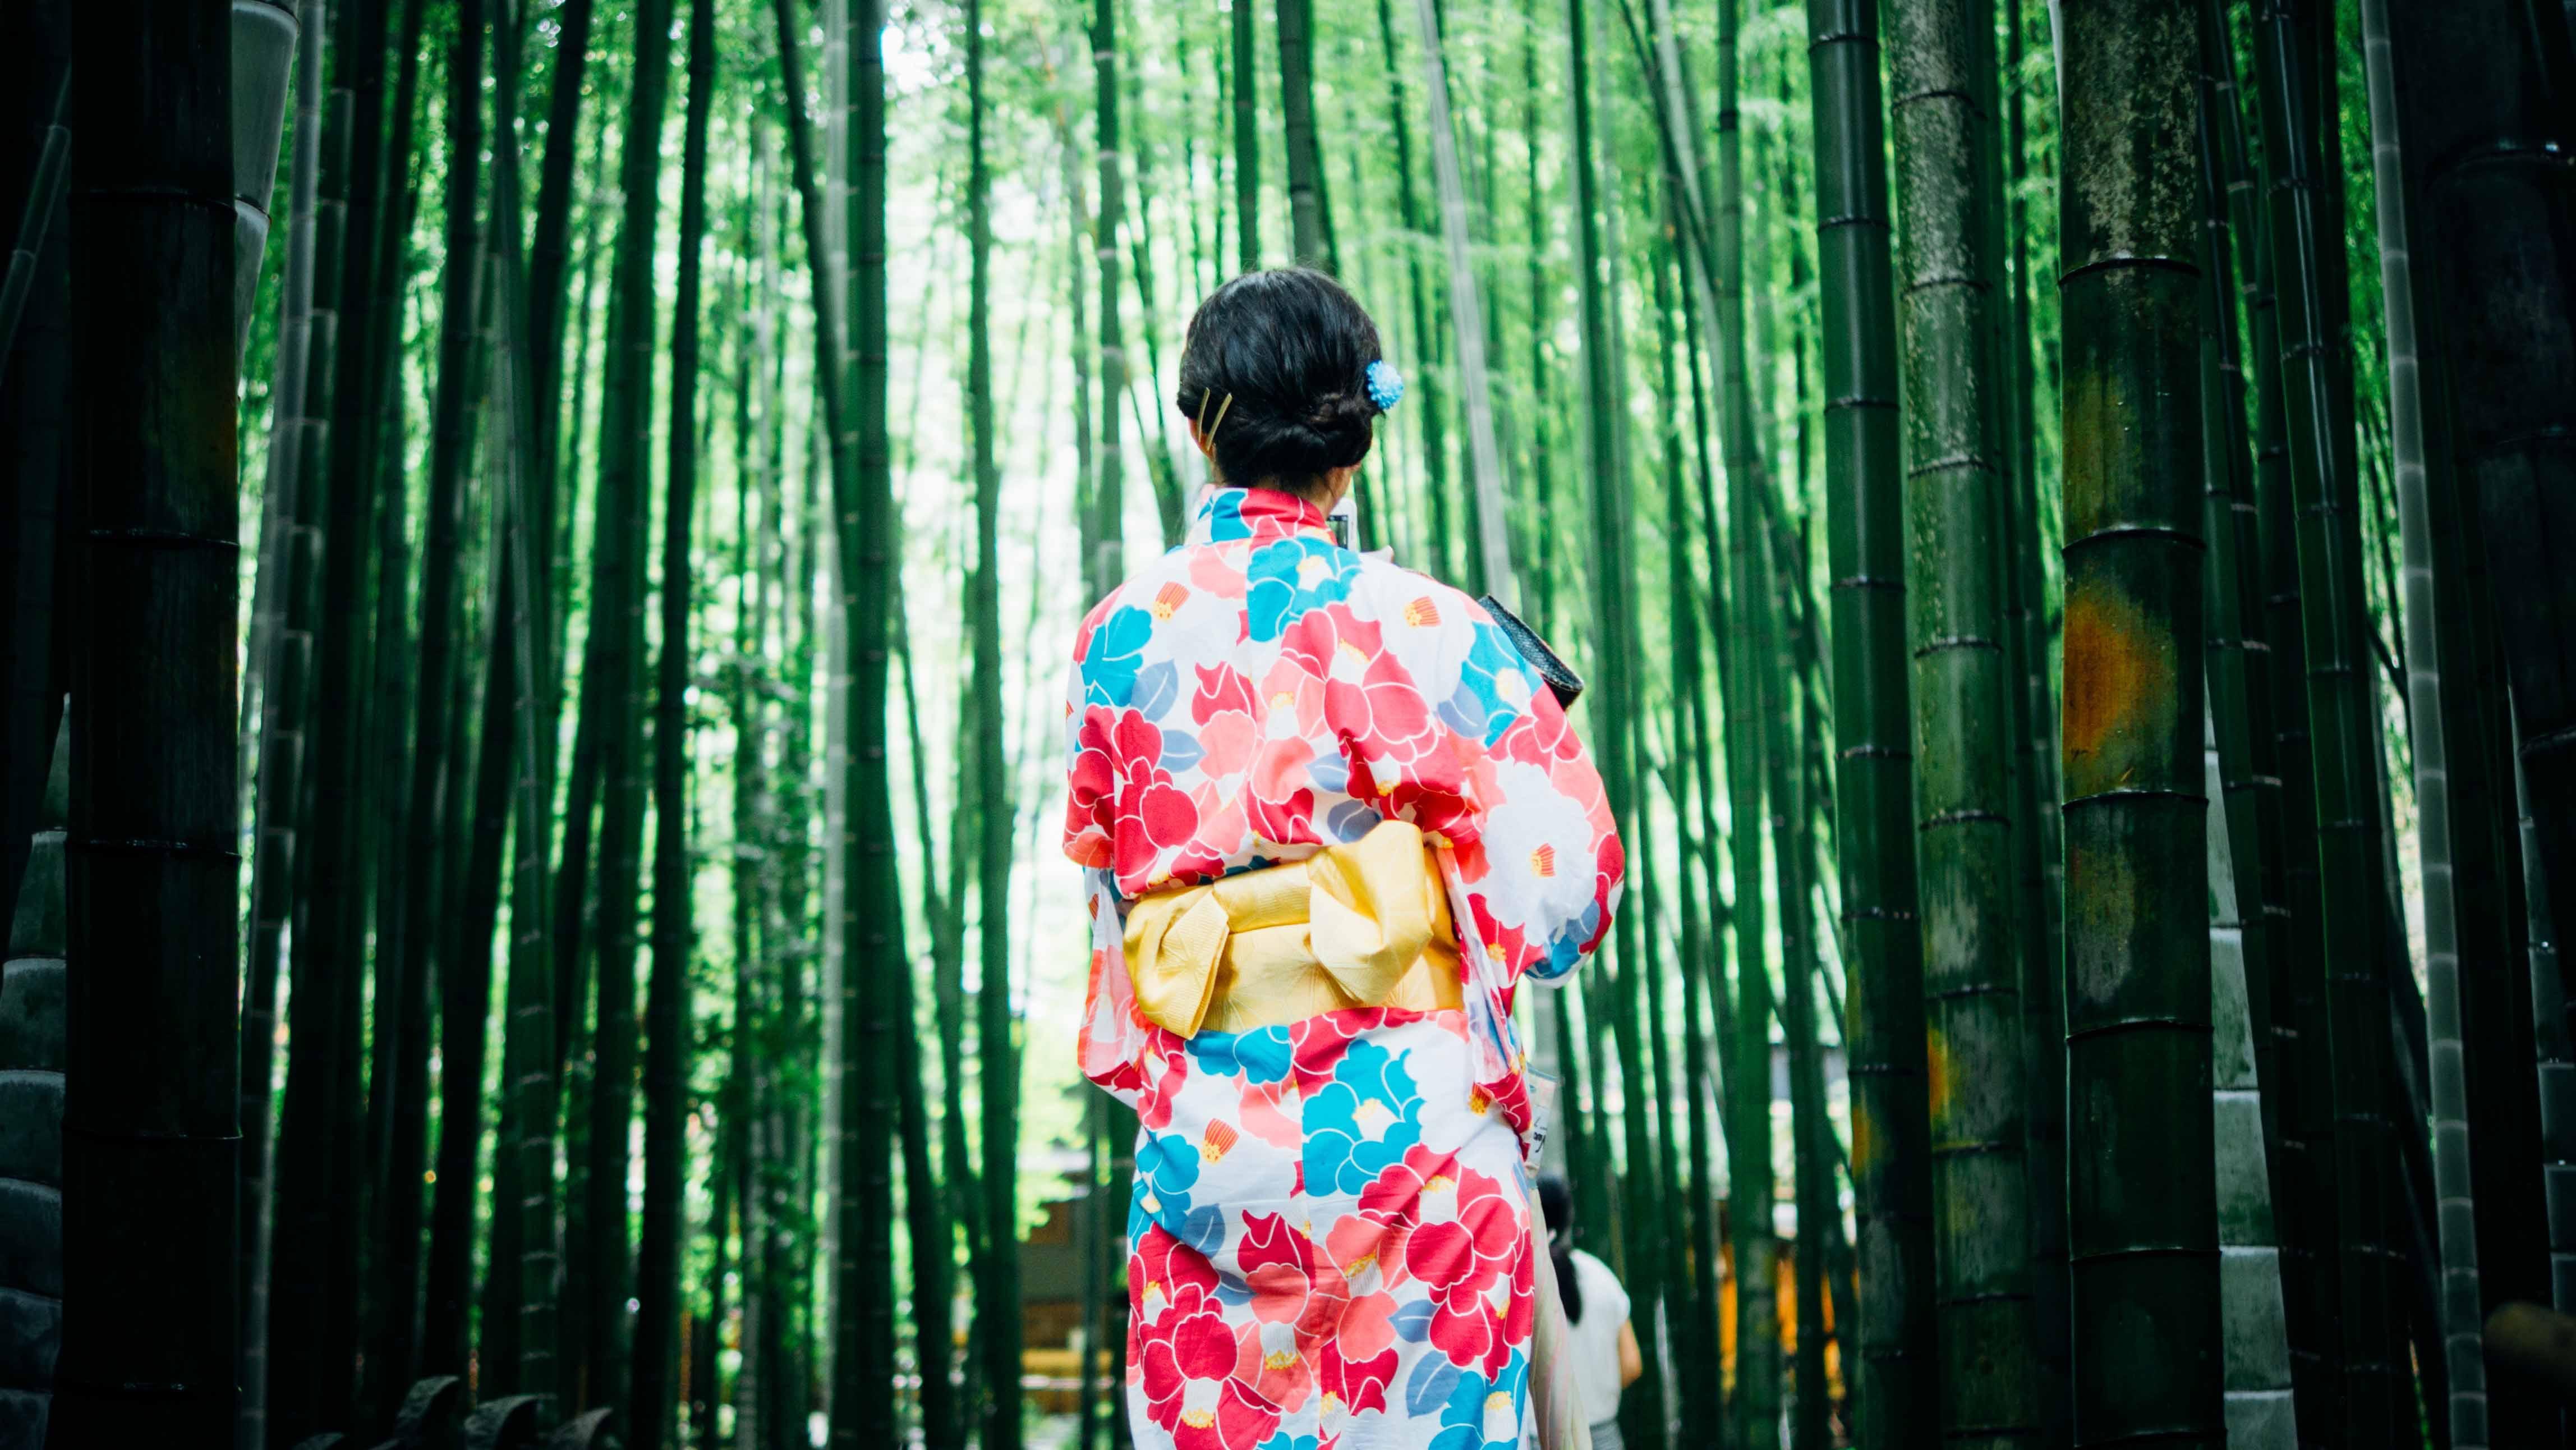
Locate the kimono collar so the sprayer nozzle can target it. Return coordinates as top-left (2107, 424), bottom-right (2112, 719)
top-left (1188, 485), bottom-right (1336, 547)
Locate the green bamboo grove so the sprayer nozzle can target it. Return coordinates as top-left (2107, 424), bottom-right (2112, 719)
top-left (8, 0), bottom-right (2576, 1446)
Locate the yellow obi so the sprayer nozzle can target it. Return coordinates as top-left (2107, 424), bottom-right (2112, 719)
top-left (1123, 819), bottom-right (1465, 1038)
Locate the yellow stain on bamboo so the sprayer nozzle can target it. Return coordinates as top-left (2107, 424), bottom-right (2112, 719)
top-left (2060, 581), bottom-right (2167, 781)
top-left (1924, 1024), bottom-right (1953, 1133)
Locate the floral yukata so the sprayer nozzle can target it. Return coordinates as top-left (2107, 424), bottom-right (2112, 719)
top-left (1062, 486), bottom-right (1623, 1450)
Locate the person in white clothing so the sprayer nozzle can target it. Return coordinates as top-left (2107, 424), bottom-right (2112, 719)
top-left (1537, 1174), bottom-right (1642, 1450)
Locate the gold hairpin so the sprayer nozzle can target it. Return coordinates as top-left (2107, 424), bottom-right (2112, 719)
top-left (1195, 390), bottom-right (1235, 457)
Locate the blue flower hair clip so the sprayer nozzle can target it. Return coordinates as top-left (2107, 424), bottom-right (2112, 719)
top-left (1365, 359), bottom-right (1405, 412)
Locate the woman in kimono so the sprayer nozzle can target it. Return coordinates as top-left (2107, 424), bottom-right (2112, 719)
top-left (1063, 268), bottom-right (1623, 1450)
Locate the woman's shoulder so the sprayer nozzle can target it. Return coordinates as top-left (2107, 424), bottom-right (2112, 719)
top-left (1345, 552), bottom-right (1497, 631)
top-left (1070, 547), bottom-right (1193, 646)
top-left (1570, 1249), bottom-right (1630, 1310)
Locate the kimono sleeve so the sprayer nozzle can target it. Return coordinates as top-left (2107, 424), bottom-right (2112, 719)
top-left (1063, 628), bottom-right (1148, 1102)
top-left (1443, 602), bottom-right (1625, 987)
top-left (1075, 868), bottom-right (1149, 1104)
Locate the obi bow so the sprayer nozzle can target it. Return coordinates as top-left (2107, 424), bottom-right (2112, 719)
top-left (1122, 818), bottom-right (1464, 1038)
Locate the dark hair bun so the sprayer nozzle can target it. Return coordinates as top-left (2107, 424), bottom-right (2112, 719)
top-left (1175, 269), bottom-right (1386, 495)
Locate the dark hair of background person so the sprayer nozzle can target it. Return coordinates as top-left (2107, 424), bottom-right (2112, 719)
top-left (1174, 267), bottom-right (1386, 501)
top-left (1537, 1172), bottom-right (1583, 1324)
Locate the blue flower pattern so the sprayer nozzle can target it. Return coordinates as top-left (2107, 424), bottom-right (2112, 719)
top-left (1245, 536), bottom-right (1360, 642)
top-left (1130, 1129), bottom-right (1201, 1242)
top-left (1185, 1025), bottom-right (1293, 1085)
top-left (1303, 1039), bottom-right (1424, 1196)
top-left (1200, 488), bottom-right (1255, 543)
top-left (1456, 620), bottom-right (1540, 747)
top-left (1427, 1351), bottom-right (1529, 1450)
top-left (1081, 605), bottom-right (1156, 708)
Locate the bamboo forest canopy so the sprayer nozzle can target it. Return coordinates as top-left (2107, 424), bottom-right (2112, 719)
top-left (7, 0), bottom-right (2576, 1447)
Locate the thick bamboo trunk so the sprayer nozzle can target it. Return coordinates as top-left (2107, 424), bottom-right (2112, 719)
top-left (2386, 0), bottom-right (2576, 1360)
top-left (2056, 3), bottom-right (2222, 1444)
top-left (1885, 1), bottom-right (2044, 1441)
top-left (52, 2), bottom-right (239, 1442)
top-left (2362, 0), bottom-right (2547, 1440)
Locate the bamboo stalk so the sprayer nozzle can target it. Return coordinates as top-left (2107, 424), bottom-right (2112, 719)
top-left (488, 108), bottom-right (564, 1416)
top-left (1998, 2), bottom-right (2071, 1428)
top-left (1804, 0), bottom-right (1936, 1440)
top-left (965, 3), bottom-right (1022, 1443)
top-left (824, 0), bottom-right (912, 1435)
top-left (1409, 0), bottom-right (1513, 606)
top-left (1231, 0), bottom-right (1258, 270)
top-left (2359, 0), bottom-right (2483, 1439)
top-left (367, 0), bottom-right (485, 1417)
top-left (1276, 0), bottom-right (1334, 272)
top-left (1886, 0), bottom-right (2044, 1438)
top-left (1712, 3), bottom-right (1780, 1443)
top-left (270, 0), bottom-right (397, 1428)
top-left (237, 5), bottom-right (330, 1435)
top-left (1094, 0), bottom-right (1126, 596)
top-left (50, 1), bottom-right (240, 1438)
top-left (2373, 4), bottom-right (2561, 1441)
top-left (2249, 4), bottom-right (2404, 1432)
top-left (2057, 4), bottom-right (2222, 1443)
top-left (1369, 0), bottom-right (1452, 586)
top-left (632, 0), bottom-right (715, 1440)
